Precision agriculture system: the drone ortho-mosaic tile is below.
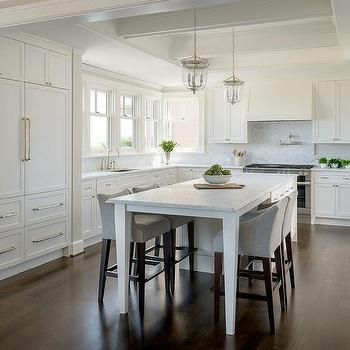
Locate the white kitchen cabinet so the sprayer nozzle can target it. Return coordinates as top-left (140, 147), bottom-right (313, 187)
top-left (25, 44), bottom-right (69, 89)
top-left (313, 80), bottom-right (350, 143)
top-left (0, 228), bottom-right (24, 270)
top-left (24, 84), bottom-right (69, 195)
top-left (337, 185), bottom-right (350, 218)
top-left (0, 79), bottom-right (24, 199)
top-left (246, 80), bottom-right (312, 121)
top-left (81, 195), bottom-right (95, 239)
top-left (314, 183), bottom-right (336, 217)
top-left (0, 36), bottom-right (24, 81)
top-left (336, 80), bottom-right (350, 143)
top-left (207, 87), bottom-right (247, 143)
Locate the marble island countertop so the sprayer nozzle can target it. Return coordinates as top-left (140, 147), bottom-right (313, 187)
top-left (82, 163), bottom-right (244, 180)
top-left (311, 167), bottom-right (350, 172)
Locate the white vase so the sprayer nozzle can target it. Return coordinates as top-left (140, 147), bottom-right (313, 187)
top-left (234, 156), bottom-right (244, 166)
top-left (320, 164), bottom-right (328, 168)
top-left (165, 152), bottom-right (171, 165)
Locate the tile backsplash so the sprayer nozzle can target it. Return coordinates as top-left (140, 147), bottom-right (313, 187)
top-left (82, 121), bottom-right (350, 172)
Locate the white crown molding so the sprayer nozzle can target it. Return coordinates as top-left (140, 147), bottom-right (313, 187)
top-left (82, 63), bottom-right (163, 93)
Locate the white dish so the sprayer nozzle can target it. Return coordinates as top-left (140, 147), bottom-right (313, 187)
top-left (203, 174), bottom-right (232, 184)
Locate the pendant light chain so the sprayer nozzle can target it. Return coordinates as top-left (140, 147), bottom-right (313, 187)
top-left (232, 27), bottom-right (235, 79)
top-left (194, 10), bottom-right (197, 58)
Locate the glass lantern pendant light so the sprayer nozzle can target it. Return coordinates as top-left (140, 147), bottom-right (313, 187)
top-left (181, 10), bottom-right (209, 94)
top-left (224, 27), bottom-right (244, 104)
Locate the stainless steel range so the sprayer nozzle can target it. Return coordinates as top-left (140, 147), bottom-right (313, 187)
top-left (243, 163), bottom-right (313, 216)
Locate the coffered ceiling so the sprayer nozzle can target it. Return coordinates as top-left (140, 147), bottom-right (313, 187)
top-left (1, 0), bottom-right (350, 86)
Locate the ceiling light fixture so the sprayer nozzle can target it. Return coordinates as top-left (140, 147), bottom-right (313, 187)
top-left (180, 10), bottom-right (209, 94)
top-left (223, 27), bottom-right (244, 104)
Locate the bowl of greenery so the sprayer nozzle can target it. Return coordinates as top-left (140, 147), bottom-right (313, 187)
top-left (328, 158), bottom-right (342, 168)
top-left (341, 159), bottom-right (350, 169)
top-left (319, 157), bottom-right (328, 168)
top-left (203, 164), bottom-right (232, 184)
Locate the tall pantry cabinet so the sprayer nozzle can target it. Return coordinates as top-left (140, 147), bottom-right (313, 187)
top-left (0, 35), bottom-right (71, 279)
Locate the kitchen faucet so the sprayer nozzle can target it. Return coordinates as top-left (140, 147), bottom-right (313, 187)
top-left (105, 147), bottom-right (120, 170)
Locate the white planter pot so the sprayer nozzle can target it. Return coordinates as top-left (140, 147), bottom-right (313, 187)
top-left (320, 164), bottom-right (328, 168)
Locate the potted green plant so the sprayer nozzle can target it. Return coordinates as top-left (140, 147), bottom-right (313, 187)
top-left (328, 158), bottom-right (342, 168)
top-left (159, 140), bottom-right (178, 165)
top-left (341, 159), bottom-right (350, 169)
top-left (319, 157), bottom-right (328, 168)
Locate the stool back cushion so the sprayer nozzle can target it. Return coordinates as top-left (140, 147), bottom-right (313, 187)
top-left (97, 190), bottom-right (131, 240)
top-left (239, 197), bottom-right (288, 257)
top-left (132, 184), bottom-right (159, 193)
top-left (283, 190), bottom-right (298, 238)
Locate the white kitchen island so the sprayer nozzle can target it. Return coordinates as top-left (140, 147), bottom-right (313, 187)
top-left (108, 173), bottom-right (297, 335)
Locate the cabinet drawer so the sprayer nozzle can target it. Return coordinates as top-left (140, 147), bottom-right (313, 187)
top-left (25, 191), bottom-right (68, 225)
top-left (0, 197), bottom-right (24, 232)
top-left (0, 229), bottom-right (24, 270)
top-left (314, 174), bottom-right (338, 184)
top-left (96, 179), bottom-right (118, 194)
top-left (25, 219), bottom-right (68, 260)
top-left (81, 180), bottom-right (95, 196)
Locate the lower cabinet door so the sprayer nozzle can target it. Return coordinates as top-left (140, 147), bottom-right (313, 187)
top-left (314, 184), bottom-right (336, 217)
top-left (337, 185), bottom-right (350, 218)
top-left (0, 228), bottom-right (24, 270)
top-left (25, 218), bottom-right (68, 260)
top-left (81, 195), bottom-right (95, 239)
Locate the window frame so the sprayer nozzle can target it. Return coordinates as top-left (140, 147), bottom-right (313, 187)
top-left (163, 92), bottom-right (205, 153)
top-left (83, 82), bottom-right (114, 157)
top-left (117, 91), bottom-right (140, 153)
top-left (143, 96), bottom-right (162, 152)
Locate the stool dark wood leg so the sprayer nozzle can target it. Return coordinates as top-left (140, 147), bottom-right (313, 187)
top-left (170, 228), bottom-right (176, 294)
top-left (98, 239), bottom-right (111, 302)
top-left (285, 232), bottom-right (295, 288)
top-left (262, 257), bottom-right (275, 335)
top-left (248, 256), bottom-right (254, 286)
top-left (137, 242), bottom-right (146, 317)
top-left (275, 245), bottom-right (286, 312)
top-left (187, 221), bottom-right (195, 273)
top-left (214, 252), bottom-right (223, 323)
top-left (163, 231), bottom-right (172, 293)
top-left (154, 236), bottom-right (161, 257)
top-left (129, 242), bottom-right (134, 276)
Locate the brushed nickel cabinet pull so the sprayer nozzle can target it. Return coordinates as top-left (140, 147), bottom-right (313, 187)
top-left (32, 202), bottom-right (63, 211)
top-left (32, 231), bottom-right (64, 243)
top-left (0, 246), bottom-right (16, 255)
top-left (0, 211), bottom-right (16, 220)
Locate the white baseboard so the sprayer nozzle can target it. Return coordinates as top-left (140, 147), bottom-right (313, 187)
top-left (84, 234), bottom-right (102, 248)
top-left (313, 217), bottom-right (350, 227)
top-left (0, 250), bottom-right (64, 282)
top-left (71, 239), bottom-right (84, 256)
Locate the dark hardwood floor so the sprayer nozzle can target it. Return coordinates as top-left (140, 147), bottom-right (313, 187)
top-left (1, 223), bottom-right (350, 350)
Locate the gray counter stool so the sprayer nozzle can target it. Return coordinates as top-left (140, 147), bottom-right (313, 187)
top-left (97, 190), bottom-right (171, 316)
top-left (257, 191), bottom-right (297, 308)
top-left (132, 184), bottom-right (196, 294)
top-left (213, 197), bottom-right (288, 334)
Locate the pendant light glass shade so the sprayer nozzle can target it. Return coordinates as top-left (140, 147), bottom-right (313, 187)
top-left (181, 10), bottom-right (209, 94)
top-left (224, 27), bottom-right (244, 104)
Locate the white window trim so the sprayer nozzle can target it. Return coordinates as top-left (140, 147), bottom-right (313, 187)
top-left (162, 92), bottom-right (205, 153)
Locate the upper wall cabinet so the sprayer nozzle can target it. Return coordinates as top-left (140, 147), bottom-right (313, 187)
top-left (313, 80), bottom-right (350, 143)
top-left (25, 44), bottom-right (69, 89)
top-left (0, 37), bottom-right (24, 81)
top-left (207, 87), bottom-right (247, 143)
top-left (246, 81), bottom-right (312, 121)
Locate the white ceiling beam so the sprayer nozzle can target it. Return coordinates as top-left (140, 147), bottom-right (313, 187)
top-left (168, 19), bottom-right (338, 58)
top-left (117, 0), bottom-right (333, 38)
top-left (332, 0), bottom-right (350, 58)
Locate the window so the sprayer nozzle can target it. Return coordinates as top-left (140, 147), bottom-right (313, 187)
top-left (88, 89), bottom-right (111, 153)
top-left (119, 95), bottom-right (137, 149)
top-left (165, 96), bottom-right (202, 152)
top-left (144, 98), bottom-right (160, 151)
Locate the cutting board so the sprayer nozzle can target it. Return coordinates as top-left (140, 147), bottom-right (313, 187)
top-left (193, 183), bottom-right (245, 189)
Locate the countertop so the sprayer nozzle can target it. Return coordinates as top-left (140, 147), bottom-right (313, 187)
top-left (82, 163), bottom-right (243, 180)
top-left (107, 173), bottom-right (296, 212)
top-left (311, 167), bottom-right (350, 172)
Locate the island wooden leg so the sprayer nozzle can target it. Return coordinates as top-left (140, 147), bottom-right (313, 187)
top-left (115, 203), bottom-right (132, 314)
top-left (222, 213), bottom-right (240, 336)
